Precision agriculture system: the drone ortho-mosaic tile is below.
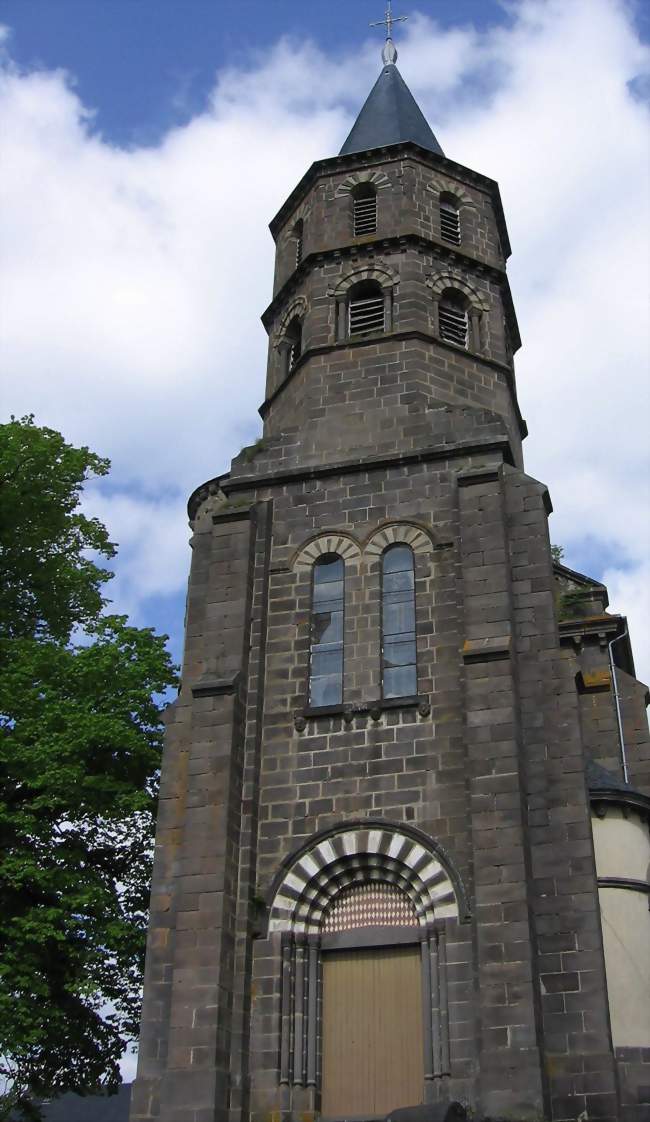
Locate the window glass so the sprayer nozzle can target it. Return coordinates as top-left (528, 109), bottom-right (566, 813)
top-left (310, 554), bottom-right (344, 707)
top-left (382, 544), bottom-right (417, 699)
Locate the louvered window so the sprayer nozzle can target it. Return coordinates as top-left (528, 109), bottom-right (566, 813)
top-left (349, 292), bottom-right (385, 336)
top-left (382, 545), bottom-right (417, 699)
top-left (286, 317), bottom-right (302, 371)
top-left (440, 199), bottom-right (461, 245)
top-left (439, 299), bottom-right (468, 348)
top-left (294, 220), bottom-right (303, 267)
top-left (353, 191), bottom-right (377, 236)
top-left (309, 554), bottom-right (344, 707)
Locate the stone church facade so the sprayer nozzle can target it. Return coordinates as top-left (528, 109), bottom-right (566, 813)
top-left (130, 39), bottom-right (650, 1122)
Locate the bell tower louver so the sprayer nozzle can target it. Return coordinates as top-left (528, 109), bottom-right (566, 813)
top-left (130, 19), bottom-right (650, 1122)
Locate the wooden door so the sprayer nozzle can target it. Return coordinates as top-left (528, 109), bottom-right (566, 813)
top-left (321, 945), bottom-right (424, 1117)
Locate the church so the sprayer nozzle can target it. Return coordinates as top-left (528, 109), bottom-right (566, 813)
top-left (130, 15), bottom-right (650, 1122)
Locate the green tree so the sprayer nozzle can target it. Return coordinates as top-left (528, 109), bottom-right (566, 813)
top-left (0, 417), bottom-right (177, 1119)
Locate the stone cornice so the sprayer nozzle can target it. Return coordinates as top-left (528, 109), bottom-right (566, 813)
top-left (217, 436), bottom-right (513, 498)
top-left (559, 612), bottom-right (636, 677)
top-left (258, 328), bottom-right (527, 440)
top-left (186, 429), bottom-right (520, 524)
top-left (268, 141), bottom-right (512, 261)
top-left (262, 231), bottom-right (520, 351)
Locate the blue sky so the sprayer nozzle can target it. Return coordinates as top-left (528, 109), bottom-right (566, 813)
top-left (3, 1), bottom-right (509, 146)
top-left (1, 0), bottom-right (649, 692)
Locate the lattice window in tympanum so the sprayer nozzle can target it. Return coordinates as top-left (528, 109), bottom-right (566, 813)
top-left (322, 882), bottom-right (418, 933)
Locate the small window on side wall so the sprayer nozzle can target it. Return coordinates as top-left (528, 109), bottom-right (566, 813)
top-left (309, 554), bottom-right (344, 707)
top-left (382, 545), bottom-right (417, 699)
top-left (440, 194), bottom-right (461, 245)
top-left (352, 184), bottom-right (377, 237)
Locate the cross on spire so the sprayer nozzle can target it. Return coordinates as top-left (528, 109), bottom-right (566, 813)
top-left (370, 1), bottom-right (407, 65)
top-left (370, 0), bottom-right (408, 41)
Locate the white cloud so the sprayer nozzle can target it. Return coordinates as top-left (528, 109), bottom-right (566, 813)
top-left (1, 0), bottom-right (649, 683)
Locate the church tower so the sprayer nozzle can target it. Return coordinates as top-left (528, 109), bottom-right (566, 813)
top-left (131, 18), bottom-right (650, 1122)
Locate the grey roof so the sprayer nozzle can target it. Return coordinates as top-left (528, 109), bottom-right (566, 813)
top-left (586, 757), bottom-right (634, 793)
top-left (340, 63), bottom-right (444, 157)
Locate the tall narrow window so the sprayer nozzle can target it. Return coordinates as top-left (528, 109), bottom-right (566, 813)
top-left (440, 195), bottom-right (461, 245)
top-left (438, 290), bottom-right (469, 348)
top-left (348, 280), bottom-right (385, 337)
top-left (294, 219), bottom-right (304, 267)
top-left (309, 554), bottom-right (344, 707)
top-left (286, 316), bottom-right (302, 372)
top-left (353, 184), bottom-right (377, 237)
top-left (382, 545), bottom-right (417, 698)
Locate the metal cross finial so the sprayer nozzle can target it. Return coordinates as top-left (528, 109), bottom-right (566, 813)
top-left (370, 1), bottom-right (407, 65)
top-left (370, 0), bottom-right (407, 40)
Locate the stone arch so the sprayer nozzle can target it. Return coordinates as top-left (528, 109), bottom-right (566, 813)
top-left (267, 820), bottom-right (465, 934)
top-left (365, 522), bottom-right (435, 557)
top-left (280, 200), bottom-right (313, 246)
top-left (426, 271), bottom-right (489, 313)
top-left (427, 177), bottom-right (476, 210)
top-left (332, 263), bottom-right (397, 299)
top-left (273, 296), bottom-right (308, 349)
top-left (335, 170), bottom-right (392, 197)
top-left (292, 532), bottom-right (361, 571)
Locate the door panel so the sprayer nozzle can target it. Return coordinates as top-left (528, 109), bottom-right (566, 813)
top-left (321, 945), bottom-right (424, 1116)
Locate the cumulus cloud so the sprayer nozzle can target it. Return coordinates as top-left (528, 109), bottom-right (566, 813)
top-left (1, 0), bottom-right (649, 687)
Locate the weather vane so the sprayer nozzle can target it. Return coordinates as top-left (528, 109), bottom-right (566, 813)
top-left (370, 1), bottom-right (407, 64)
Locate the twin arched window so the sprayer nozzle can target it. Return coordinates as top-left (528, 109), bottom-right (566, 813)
top-left (308, 545), bottom-right (417, 707)
top-left (381, 545), bottom-right (417, 699)
top-left (309, 554), bottom-right (345, 707)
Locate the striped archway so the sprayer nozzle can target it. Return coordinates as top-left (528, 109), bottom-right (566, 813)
top-left (267, 821), bottom-right (465, 934)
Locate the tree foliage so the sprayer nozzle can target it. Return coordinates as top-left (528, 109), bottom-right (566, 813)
top-left (0, 418), bottom-right (178, 1118)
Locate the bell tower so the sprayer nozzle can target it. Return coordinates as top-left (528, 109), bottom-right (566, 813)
top-left (131, 16), bottom-right (650, 1122)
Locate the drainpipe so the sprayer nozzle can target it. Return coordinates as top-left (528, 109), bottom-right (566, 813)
top-left (607, 630), bottom-right (629, 784)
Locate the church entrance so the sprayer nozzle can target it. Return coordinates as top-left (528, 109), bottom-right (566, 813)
top-left (321, 944), bottom-right (424, 1117)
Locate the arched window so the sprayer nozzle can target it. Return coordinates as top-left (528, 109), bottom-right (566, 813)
top-left (309, 553), bottom-right (344, 707)
top-left (285, 315), bottom-right (302, 373)
top-left (352, 183), bottom-right (377, 237)
top-left (438, 289), bottom-right (469, 348)
top-left (293, 219), bottom-right (304, 267)
top-left (382, 544), bottom-right (417, 698)
top-left (348, 279), bottom-right (385, 337)
top-left (440, 194), bottom-right (461, 245)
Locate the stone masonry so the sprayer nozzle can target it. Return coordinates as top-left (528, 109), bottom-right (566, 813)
top-left (130, 57), bottom-right (649, 1122)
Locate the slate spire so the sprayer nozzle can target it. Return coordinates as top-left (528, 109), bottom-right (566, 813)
top-left (339, 50), bottom-right (444, 158)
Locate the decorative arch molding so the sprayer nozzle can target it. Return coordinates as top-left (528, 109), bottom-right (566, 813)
top-left (335, 170), bottom-right (392, 197)
top-left (267, 820), bottom-right (466, 935)
top-left (332, 263), bottom-right (398, 298)
top-left (273, 296), bottom-right (308, 347)
top-left (280, 200), bottom-right (313, 246)
top-left (365, 522), bottom-right (435, 557)
top-left (426, 177), bottom-right (476, 210)
top-left (292, 532), bottom-right (361, 571)
top-left (426, 270), bottom-right (489, 314)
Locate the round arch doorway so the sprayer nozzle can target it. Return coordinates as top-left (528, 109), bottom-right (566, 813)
top-left (267, 821), bottom-right (464, 1112)
top-left (320, 881), bottom-right (424, 1117)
